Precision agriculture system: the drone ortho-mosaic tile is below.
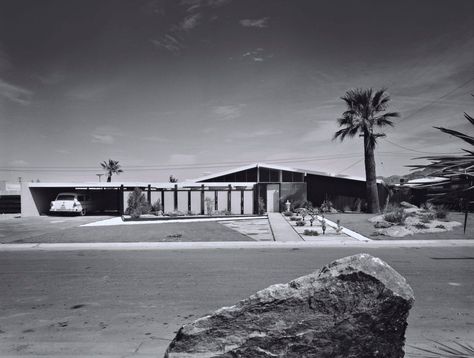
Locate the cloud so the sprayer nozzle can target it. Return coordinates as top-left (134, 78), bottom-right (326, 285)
top-left (168, 154), bottom-right (197, 165)
top-left (9, 159), bottom-right (29, 166)
top-left (227, 129), bottom-right (282, 141)
top-left (151, 35), bottom-right (184, 54)
top-left (36, 72), bottom-right (65, 85)
top-left (240, 17), bottom-right (269, 28)
top-left (0, 79), bottom-right (33, 106)
top-left (91, 134), bottom-right (115, 144)
top-left (142, 135), bottom-right (170, 142)
top-left (180, 13), bottom-right (201, 31)
top-left (66, 83), bottom-right (112, 101)
top-left (212, 104), bottom-right (245, 121)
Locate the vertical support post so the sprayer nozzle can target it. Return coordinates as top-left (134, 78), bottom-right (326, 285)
top-left (241, 189), bottom-right (244, 215)
top-left (188, 190), bottom-right (191, 213)
top-left (147, 184), bottom-right (151, 205)
top-left (227, 184), bottom-right (232, 213)
top-left (119, 185), bottom-right (124, 215)
top-left (256, 166), bottom-right (260, 183)
top-left (174, 184), bottom-right (178, 211)
top-left (214, 190), bottom-right (218, 212)
top-left (279, 170), bottom-right (283, 183)
top-left (161, 190), bottom-right (165, 212)
top-left (200, 185), bottom-right (205, 215)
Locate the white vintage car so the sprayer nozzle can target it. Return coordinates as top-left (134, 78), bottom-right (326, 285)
top-left (50, 192), bottom-right (95, 215)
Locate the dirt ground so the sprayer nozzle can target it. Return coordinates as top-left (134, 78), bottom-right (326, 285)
top-left (326, 212), bottom-right (474, 240)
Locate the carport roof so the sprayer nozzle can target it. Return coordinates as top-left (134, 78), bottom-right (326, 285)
top-left (27, 182), bottom-right (256, 189)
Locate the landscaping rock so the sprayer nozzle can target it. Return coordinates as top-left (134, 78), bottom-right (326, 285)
top-left (164, 253), bottom-right (415, 358)
top-left (378, 226), bottom-right (413, 238)
top-left (375, 220), bottom-right (392, 228)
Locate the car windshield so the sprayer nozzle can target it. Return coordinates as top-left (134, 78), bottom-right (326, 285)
top-left (56, 195), bottom-right (76, 201)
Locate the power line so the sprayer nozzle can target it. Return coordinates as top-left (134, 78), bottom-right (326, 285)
top-left (336, 158), bottom-right (363, 174)
top-left (383, 138), bottom-right (463, 155)
top-left (400, 77), bottom-right (474, 122)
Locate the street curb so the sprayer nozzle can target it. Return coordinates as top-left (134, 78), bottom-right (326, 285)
top-left (1, 240), bottom-right (473, 251)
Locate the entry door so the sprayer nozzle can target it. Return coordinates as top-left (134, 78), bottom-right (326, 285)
top-left (266, 184), bottom-right (280, 212)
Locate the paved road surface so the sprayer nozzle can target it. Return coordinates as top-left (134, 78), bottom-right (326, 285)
top-left (0, 246), bottom-right (473, 357)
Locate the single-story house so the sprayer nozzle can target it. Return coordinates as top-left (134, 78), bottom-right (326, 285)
top-left (21, 163), bottom-right (388, 216)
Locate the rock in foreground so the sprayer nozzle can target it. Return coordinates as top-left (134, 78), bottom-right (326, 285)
top-left (165, 253), bottom-right (415, 358)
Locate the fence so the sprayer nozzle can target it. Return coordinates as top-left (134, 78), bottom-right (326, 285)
top-left (122, 184), bottom-right (255, 215)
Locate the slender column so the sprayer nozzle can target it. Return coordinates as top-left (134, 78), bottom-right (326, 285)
top-left (174, 184), bottom-right (178, 211)
top-left (147, 184), bottom-right (151, 204)
top-left (200, 185), bottom-right (205, 215)
top-left (119, 185), bottom-right (124, 215)
top-left (188, 190), bottom-right (191, 212)
top-left (161, 190), bottom-right (165, 211)
top-left (227, 184), bottom-right (232, 213)
top-left (214, 190), bottom-right (218, 211)
top-left (241, 189), bottom-right (244, 215)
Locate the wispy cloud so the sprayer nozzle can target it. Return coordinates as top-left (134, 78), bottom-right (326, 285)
top-left (66, 83), bottom-right (112, 101)
top-left (0, 79), bottom-right (33, 106)
top-left (91, 134), bottom-right (115, 145)
top-left (36, 71), bottom-right (65, 85)
top-left (227, 129), bottom-right (282, 141)
top-left (180, 13), bottom-right (201, 31)
top-left (212, 104), bottom-right (245, 121)
top-left (151, 35), bottom-right (184, 55)
top-left (240, 17), bottom-right (269, 28)
top-left (168, 153), bottom-right (197, 165)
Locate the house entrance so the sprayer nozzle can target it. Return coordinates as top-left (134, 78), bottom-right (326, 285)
top-left (266, 184), bottom-right (280, 212)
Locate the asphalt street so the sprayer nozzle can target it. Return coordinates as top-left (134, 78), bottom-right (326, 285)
top-left (0, 246), bottom-right (473, 357)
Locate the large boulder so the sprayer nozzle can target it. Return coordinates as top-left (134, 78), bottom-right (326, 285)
top-left (165, 254), bottom-right (415, 358)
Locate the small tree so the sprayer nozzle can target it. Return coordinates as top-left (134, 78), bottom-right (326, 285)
top-left (126, 188), bottom-right (151, 219)
top-left (169, 175), bottom-right (178, 183)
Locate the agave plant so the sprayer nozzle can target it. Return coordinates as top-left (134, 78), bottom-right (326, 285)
top-left (408, 340), bottom-right (474, 358)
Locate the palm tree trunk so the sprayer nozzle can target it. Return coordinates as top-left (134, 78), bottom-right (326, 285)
top-left (107, 174), bottom-right (112, 182)
top-left (364, 135), bottom-right (381, 213)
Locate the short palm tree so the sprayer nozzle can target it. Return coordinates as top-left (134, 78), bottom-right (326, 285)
top-left (100, 159), bottom-right (123, 182)
top-left (334, 88), bottom-right (400, 213)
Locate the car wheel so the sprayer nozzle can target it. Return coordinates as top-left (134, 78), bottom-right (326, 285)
top-left (80, 208), bottom-right (87, 216)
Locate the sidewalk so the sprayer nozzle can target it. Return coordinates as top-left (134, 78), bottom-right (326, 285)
top-left (267, 212), bottom-right (302, 242)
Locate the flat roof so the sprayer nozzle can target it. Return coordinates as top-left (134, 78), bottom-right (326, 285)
top-left (27, 182), bottom-right (256, 189)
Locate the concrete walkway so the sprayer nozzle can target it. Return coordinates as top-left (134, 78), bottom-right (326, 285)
top-left (267, 213), bottom-right (303, 242)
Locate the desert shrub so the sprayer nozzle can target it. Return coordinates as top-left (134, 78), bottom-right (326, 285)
top-left (383, 208), bottom-right (406, 225)
top-left (435, 224), bottom-right (446, 229)
top-left (414, 223), bottom-right (428, 229)
top-left (151, 199), bottom-right (162, 213)
top-left (303, 229), bottom-right (319, 236)
top-left (434, 206), bottom-right (448, 219)
top-left (205, 197), bottom-right (214, 215)
top-left (283, 211), bottom-right (294, 217)
top-left (343, 205), bottom-right (352, 213)
top-left (295, 220), bottom-right (306, 226)
top-left (126, 188), bottom-right (151, 219)
top-left (420, 213), bottom-right (434, 223)
top-left (320, 200), bottom-right (333, 213)
top-left (290, 216), bottom-right (301, 221)
top-left (291, 200), bottom-right (312, 210)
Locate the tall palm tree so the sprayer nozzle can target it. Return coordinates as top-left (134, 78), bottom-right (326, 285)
top-left (100, 159), bottom-right (123, 182)
top-left (334, 88), bottom-right (399, 213)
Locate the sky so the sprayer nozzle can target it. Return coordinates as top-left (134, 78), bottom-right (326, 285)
top-left (0, 0), bottom-right (473, 183)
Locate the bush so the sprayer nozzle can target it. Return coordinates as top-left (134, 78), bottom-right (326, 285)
top-left (303, 229), bottom-right (319, 236)
top-left (414, 223), bottom-right (428, 230)
top-left (290, 216), bottom-right (301, 221)
top-left (320, 200), bottom-right (333, 213)
top-left (283, 211), bottom-right (294, 217)
top-left (151, 199), bottom-right (162, 213)
top-left (383, 208), bottom-right (406, 225)
top-left (295, 220), bottom-right (306, 226)
top-left (126, 188), bottom-right (151, 219)
top-left (420, 213), bottom-right (434, 223)
top-left (165, 210), bottom-right (185, 217)
top-left (435, 224), bottom-right (446, 229)
top-left (434, 206), bottom-right (448, 219)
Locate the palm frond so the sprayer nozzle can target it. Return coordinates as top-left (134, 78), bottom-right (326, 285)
top-left (433, 126), bottom-right (474, 146)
